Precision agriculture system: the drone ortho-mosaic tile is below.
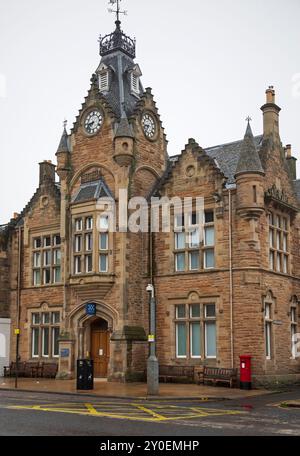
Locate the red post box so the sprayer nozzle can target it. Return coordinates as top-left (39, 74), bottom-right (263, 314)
top-left (239, 355), bottom-right (252, 390)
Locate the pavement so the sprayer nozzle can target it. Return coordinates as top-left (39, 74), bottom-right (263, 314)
top-left (0, 388), bottom-right (299, 436)
top-left (0, 377), bottom-right (271, 400)
top-left (280, 399), bottom-right (300, 408)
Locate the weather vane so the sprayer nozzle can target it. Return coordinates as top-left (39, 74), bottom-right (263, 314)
top-left (246, 116), bottom-right (252, 123)
top-left (108, 0), bottom-right (127, 22)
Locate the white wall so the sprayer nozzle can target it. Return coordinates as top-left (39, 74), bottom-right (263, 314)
top-left (0, 318), bottom-right (11, 377)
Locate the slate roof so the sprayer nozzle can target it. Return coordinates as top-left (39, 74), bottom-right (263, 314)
top-left (73, 179), bottom-right (114, 204)
top-left (235, 122), bottom-right (264, 177)
top-left (205, 134), bottom-right (263, 184)
top-left (100, 53), bottom-right (143, 120)
top-left (161, 134), bottom-right (264, 191)
top-left (115, 112), bottom-right (134, 138)
top-left (0, 224), bottom-right (8, 233)
top-left (56, 127), bottom-right (70, 154)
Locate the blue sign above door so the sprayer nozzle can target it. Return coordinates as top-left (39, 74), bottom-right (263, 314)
top-left (86, 303), bottom-right (97, 316)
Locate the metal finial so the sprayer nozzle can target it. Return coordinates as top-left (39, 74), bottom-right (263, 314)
top-left (245, 116), bottom-right (252, 123)
top-left (108, 0), bottom-right (127, 23)
top-left (63, 119), bottom-right (67, 130)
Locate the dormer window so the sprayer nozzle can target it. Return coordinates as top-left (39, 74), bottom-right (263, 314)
top-left (99, 71), bottom-right (109, 92)
top-left (97, 63), bottom-right (110, 93)
top-left (131, 73), bottom-right (139, 94)
top-left (129, 64), bottom-right (142, 97)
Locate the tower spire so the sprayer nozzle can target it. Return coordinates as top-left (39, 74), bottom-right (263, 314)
top-left (108, 0), bottom-right (127, 26)
top-left (99, 0), bottom-right (135, 59)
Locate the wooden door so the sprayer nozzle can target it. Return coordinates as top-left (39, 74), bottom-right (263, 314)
top-left (91, 330), bottom-right (110, 377)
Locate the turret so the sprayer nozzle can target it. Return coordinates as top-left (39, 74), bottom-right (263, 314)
top-left (113, 112), bottom-right (135, 167)
top-left (235, 120), bottom-right (265, 219)
top-left (55, 121), bottom-right (71, 180)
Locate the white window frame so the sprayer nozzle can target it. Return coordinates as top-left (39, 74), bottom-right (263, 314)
top-left (265, 303), bottom-right (272, 360)
top-left (175, 322), bottom-right (187, 359)
top-left (43, 268), bottom-right (51, 285)
top-left (53, 249), bottom-right (61, 266)
top-left (32, 327), bottom-right (39, 358)
top-left (74, 256), bottom-right (81, 275)
top-left (99, 233), bottom-right (108, 251)
top-left (52, 327), bottom-right (60, 358)
top-left (53, 267), bottom-right (61, 284)
top-left (99, 253), bottom-right (108, 273)
top-left (85, 233), bottom-right (93, 252)
top-left (291, 306), bottom-right (297, 359)
top-left (85, 216), bottom-right (93, 231)
top-left (33, 269), bottom-right (41, 286)
top-left (190, 322), bottom-right (201, 359)
top-left (42, 327), bottom-right (50, 358)
top-left (75, 235), bottom-right (82, 253)
top-left (204, 248), bottom-right (215, 270)
top-left (75, 218), bottom-right (83, 232)
top-left (85, 254), bottom-right (93, 273)
top-left (204, 304), bottom-right (217, 359)
top-left (189, 251), bottom-right (199, 271)
top-left (175, 252), bottom-right (185, 272)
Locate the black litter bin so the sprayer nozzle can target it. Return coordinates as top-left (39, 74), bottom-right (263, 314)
top-left (77, 359), bottom-right (94, 390)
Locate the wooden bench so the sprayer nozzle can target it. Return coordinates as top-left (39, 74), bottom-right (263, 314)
top-left (41, 363), bottom-right (58, 378)
top-left (159, 365), bottom-right (195, 384)
top-left (200, 366), bottom-right (237, 388)
top-left (3, 361), bottom-right (58, 379)
top-left (3, 362), bottom-right (26, 377)
top-left (24, 362), bottom-right (42, 378)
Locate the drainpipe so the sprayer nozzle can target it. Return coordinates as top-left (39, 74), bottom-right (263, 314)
top-left (228, 188), bottom-right (234, 369)
top-left (15, 226), bottom-right (22, 388)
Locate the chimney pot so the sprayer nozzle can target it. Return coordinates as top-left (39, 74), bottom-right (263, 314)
top-left (266, 86), bottom-right (276, 104)
top-left (285, 144), bottom-right (292, 158)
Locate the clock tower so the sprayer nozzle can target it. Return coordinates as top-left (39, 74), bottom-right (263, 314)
top-left (55, 2), bottom-right (168, 381)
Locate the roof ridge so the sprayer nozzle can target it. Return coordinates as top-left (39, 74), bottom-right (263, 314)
top-left (205, 134), bottom-right (263, 151)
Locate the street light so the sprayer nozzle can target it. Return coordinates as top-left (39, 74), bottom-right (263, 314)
top-left (146, 284), bottom-right (159, 395)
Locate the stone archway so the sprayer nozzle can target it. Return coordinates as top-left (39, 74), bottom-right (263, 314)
top-left (57, 301), bottom-right (118, 379)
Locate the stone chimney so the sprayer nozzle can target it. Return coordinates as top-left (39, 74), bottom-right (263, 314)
top-left (260, 86), bottom-right (281, 139)
top-left (39, 160), bottom-right (56, 186)
top-left (285, 144), bottom-right (297, 180)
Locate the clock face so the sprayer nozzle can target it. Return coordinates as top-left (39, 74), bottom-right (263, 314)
top-left (141, 113), bottom-right (157, 139)
top-left (84, 110), bottom-right (103, 135)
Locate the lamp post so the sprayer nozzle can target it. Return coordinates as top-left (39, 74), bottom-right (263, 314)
top-left (146, 284), bottom-right (159, 395)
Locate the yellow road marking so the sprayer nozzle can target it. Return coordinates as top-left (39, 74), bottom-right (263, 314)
top-left (7, 402), bottom-right (244, 423)
top-left (132, 404), bottom-right (166, 421)
top-left (85, 403), bottom-right (98, 415)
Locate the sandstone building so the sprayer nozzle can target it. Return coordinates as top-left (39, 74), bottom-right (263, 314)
top-left (0, 16), bottom-right (299, 384)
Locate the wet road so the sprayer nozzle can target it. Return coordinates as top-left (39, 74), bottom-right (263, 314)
top-left (0, 389), bottom-right (299, 436)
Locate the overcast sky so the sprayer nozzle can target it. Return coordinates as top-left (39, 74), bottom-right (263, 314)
top-left (0, 0), bottom-right (300, 224)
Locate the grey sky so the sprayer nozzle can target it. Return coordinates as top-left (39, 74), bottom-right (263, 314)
top-left (0, 0), bottom-right (300, 224)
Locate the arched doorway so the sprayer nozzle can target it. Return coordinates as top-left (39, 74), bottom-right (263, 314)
top-left (90, 318), bottom-right (110, 378)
